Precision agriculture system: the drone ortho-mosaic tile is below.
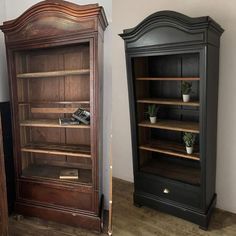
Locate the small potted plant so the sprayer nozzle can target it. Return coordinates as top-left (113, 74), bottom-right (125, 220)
top-left (183, 132), bottom-right (196, 154)
top-left (181, 81), bottom-right (192, 102)
top-left (147, 104), bottom-right (159, 124)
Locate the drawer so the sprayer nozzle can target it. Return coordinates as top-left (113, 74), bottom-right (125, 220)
top-left (19, 181), bottom-right (93, 211)
top-left (135, 174), bottom-right (201, 209)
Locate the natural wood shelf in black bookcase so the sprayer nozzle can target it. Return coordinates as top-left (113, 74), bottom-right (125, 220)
top-left (137, 98), bottom-right (199, 107)
top-left (138, 120), bottom-right (199, 133)
top-left (139, 140), bottom-right (200, 161)
top-left (136, 77), bottom-right (200, 81)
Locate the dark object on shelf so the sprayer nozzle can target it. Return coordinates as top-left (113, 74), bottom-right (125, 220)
top-left (59, 168), bottom-right (79, 180)
top-left (0, 102), bottom-right (15, 215)
top-left (120, 11), bottom-right (223, 229)
top-left (72, 108), bottom-right (90, 125)
top-left (0, 109), bottom-right (9, 236)
top-left (0, 0), bottom-right (108, 232)
top-left (59, 117), bottom-right (80, 125)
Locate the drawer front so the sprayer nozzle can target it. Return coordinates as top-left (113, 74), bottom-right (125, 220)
top-left (19, 181), bottom-right (93, 211)
top-left (135, 174), bottom-right (201, 209)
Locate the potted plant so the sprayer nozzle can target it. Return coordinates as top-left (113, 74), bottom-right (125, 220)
top-left (183, 132), bottom-right (196, 154)
top-left (147, 104), bottom-right (159, 124)
top-left (181, 81), bottom-right (192, 102)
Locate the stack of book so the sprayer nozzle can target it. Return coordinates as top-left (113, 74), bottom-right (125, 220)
top-left (59, 108), bottom-right (90, 125)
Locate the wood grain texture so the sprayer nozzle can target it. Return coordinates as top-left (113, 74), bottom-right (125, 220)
top-left (20, 119), bottom-right (90, 129)
top-left (0, 0), bottom-right (108, 41)
top-left (31, 107), bottom-right (79, 114)
top-left (1, 0), bottom-right (107, 232)
top-left (138, 120), bottom-right (199, 133)
top-left (8, 211), bottom-right (109, 236)
top-left (21, 143), bottom-right (91, 158)
top-left (139, 140), bottom-right (200, 161)
top-left (17, 69), bottom-right (90, 78)
top-left (136, 77), bottom-right (200, 81)
top-left (137, 98), bottom-right (200, 106)
top-left (22, 164), bottom-right (92, 184)
top-left (19, 101), bottom-right (90, 105)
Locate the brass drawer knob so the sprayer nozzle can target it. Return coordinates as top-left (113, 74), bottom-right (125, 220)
top-left (163, 188), bottom-right (170, 194)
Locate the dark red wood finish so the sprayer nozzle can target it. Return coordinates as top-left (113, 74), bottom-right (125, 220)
top-left (0, 0), bottom-right (108, 232)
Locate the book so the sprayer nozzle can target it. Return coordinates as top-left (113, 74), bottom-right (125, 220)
top-left (59, 117), bottom-right (80, 125)
top-left (72, 108), bottom-right (90, 125)
top-left (59, 169), bottom-right (79, 180)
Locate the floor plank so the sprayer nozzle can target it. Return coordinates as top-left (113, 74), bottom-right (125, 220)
top-left (9, 213), bottom-right (108, 236)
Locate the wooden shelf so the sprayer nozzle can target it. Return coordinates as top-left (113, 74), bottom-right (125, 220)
top-left (17, 69), bottom-right (90, 78)
top-left (30, 107), bottom-right (79, 114)
top-left (19, 101), bottom-right (90, 105)
top-left (21, 143), bottom-right (91, 158)
top-left (20, 119), bottom-right (90, 129)
top-left (141, 159), bottom-right (200, 185)
top-left (138, 120), bottom-right (199, 133)
top-left (137, 98), bottom-right (199, 107)
top-left (22, 164), bottom-right (92, 184)
top-left (139, 140), bottom-right (199, 161)
top-left (136, 77), bottom-right (200, 81)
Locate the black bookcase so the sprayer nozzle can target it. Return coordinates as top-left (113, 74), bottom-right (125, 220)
top-left (120, 11), bottom-right (224, 229)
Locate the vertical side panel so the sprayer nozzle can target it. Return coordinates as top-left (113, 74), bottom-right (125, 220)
top-left (205, 45), bottom-right (220, 208)
top-left (97, 33), bottom-right (104, 202)
top-left (90, 37), bottom-right (96, 213)
top-left (125, 54), bottom-right (139, 184)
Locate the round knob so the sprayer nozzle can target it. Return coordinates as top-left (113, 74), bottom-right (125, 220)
top-left (163, 188), bottom-right (170, 194)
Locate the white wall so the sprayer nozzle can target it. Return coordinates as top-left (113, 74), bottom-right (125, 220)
top-left (1, 0), bottom-right (112, 209)
top-left (112, 0), bottom-right (236, 213)
top-left (0, 0), bottom-right (8, 102)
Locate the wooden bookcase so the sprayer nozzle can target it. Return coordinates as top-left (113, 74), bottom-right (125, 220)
top-left (0, 0), bottom-right (108, 232)
top-left (120, 11), bottom-right (223, 229)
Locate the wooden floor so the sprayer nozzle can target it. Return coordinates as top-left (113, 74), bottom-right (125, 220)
top-left (112, 178), bottom-right (236, 236)
top-left (9, 214), bottom-right (108, 236)
top-left (8, 178), bottom-right (236, 236)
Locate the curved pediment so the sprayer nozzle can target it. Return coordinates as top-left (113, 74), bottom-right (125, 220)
top-left (120, 11), bottom-right (224, 48)
top-left (0, 0), bottom-right (108, 42)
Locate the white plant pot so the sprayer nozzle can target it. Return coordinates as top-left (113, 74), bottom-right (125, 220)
top-left (183, 94), bottom-right (190, 102)
top-left (186, 146), bottom-right (193, 154)
top-left (150, 116), bottom-right (157, 124)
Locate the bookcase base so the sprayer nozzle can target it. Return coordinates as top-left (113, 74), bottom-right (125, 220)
top-left (134, 191), bottom-right (216, 230)
top-left (15, 201), bottom-right (103, 233)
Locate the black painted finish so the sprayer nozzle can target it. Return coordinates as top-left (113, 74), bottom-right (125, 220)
top-left (0, 102), bottom-right (15, 214)
top-left (120, 11), bottom-right (223, 229)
